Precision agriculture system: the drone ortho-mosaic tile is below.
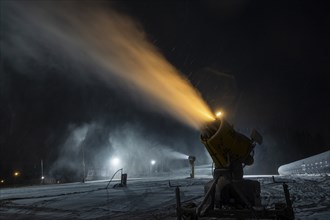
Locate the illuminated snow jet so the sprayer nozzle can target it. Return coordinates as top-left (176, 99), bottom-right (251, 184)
top-left (107, 125), bottom-right (191, 176)
top-left (3, 2), bottom-right (214, 129)
top-left (159, 148), bottom-right (189, 160)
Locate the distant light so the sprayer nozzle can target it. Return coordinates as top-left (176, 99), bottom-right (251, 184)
top-left (215, 111), bottom-right (222, 117)
top-left (0, 180), bottom-right (4, 183)
top-left (150, 160), bottom-right (156, 165)
top-left (41, 176), bottom-right (45, 180)
top-left (14, 171), bottom-right (20, 177)
top-left (111, 157), bottom-right (120, 166)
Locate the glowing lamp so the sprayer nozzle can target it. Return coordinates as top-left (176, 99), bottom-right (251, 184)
top-left (215, 111), bottom-right (222, 118)
top-left (111, 157), bottom-right (120, 166)
top-left (150, 160), bottom-right (156, 165)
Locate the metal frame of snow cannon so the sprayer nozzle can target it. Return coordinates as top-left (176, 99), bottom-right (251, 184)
top-left (175, 118), bottom-right (294, 219)
top-left (175, 182), bottom-right (294, 219)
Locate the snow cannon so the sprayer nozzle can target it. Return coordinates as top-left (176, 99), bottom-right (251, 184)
top-left (188, 156), bottom-right (196, 178)
top-left (175, 117), bottom-right (294, 220)
top-left (199, 118), bottom-right (263, 207)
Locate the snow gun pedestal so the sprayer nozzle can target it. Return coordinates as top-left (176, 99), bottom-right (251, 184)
top-left (175, 169), bottom-right (294, 220)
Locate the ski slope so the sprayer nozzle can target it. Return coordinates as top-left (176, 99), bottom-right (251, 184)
top-left (1, 166), bottom-right (329, 219)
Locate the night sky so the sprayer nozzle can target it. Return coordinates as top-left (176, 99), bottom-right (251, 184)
top-left (1, 0), bottom-right (330, 181)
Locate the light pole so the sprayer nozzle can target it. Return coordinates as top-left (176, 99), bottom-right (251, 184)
top-left (82, 145), bottom-right (85, 183)
top-left (80, 141), bottom-right (86, 183)
top-left (13, 171), bottom-right (20, 186)
top-left (41, 159), bottom-right (44, 184)
top-left (150, 160), bottom-right (156, 175)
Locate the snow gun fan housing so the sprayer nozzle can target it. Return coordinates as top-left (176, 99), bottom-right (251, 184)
top-left (201, 118), bottom-right (262, 172)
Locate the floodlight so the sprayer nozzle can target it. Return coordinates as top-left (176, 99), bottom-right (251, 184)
top-left (111, 157), bottom-right (120, 166)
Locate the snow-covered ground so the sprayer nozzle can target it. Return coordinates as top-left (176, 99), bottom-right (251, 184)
top-left (1, 166), bottom-right (329, 219)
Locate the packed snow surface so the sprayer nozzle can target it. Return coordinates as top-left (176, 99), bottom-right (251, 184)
top-left (1, 166), bottom-right (329, 219)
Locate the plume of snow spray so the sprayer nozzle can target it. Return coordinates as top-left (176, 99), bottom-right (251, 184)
top-left (49, 125), bottom-right (88, 178)
top-left (159, 148), bottom-right (189, 160)
top-left (2, 1), bottom-right (214, 129)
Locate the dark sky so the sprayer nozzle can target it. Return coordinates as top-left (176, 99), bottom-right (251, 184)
top-left (1, 0), bottom-right (330, 179)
